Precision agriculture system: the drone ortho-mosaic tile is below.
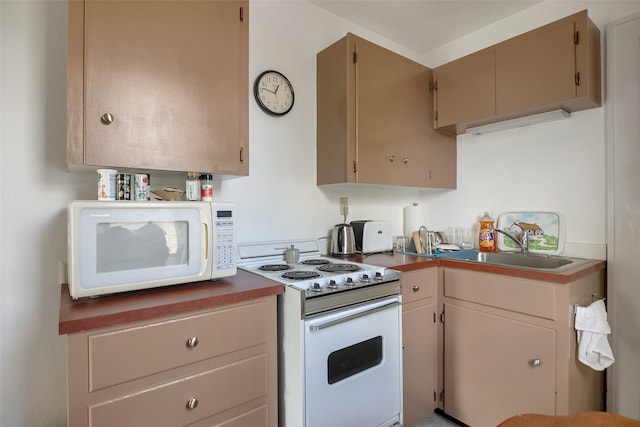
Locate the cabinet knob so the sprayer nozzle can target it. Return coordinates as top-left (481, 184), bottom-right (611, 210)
top-left (403, 157), bottom-right (409, 164)
top-left (412, 285), bottom-right (420, 292)
top-left (186, 336), bottom-right (199, 348)
top-left (387, 155), bottom-right (395, 162)
top-left (186, 397), bottom-right (199, 410)
top-left (530, 358), bottom-right (542, 367)
top-left (101, 113), bottom-right (114, 125)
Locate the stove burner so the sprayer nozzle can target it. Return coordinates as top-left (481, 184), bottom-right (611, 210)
top-left (282, 271), bottom-right (322, 281)
top-left (259, 264), bottom-right (291, 272)
top-left (301, 259), bottom-right (331, 266)
top-left (318, 263), bottom-right (361, 273)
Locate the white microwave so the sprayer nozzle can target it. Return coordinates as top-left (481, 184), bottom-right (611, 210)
top-left (67, 200), bottom-right (236, 299)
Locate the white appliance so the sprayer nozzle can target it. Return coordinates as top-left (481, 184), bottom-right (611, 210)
top-left (237, 239), bottom-right (402, 427)
top-left (350, 220), bottom-right (393, 254)
top-left (67, 200), bottom-right (236, 299)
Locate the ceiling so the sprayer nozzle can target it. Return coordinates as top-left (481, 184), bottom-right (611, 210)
top-left (308, 0), bottom-right (543, 55)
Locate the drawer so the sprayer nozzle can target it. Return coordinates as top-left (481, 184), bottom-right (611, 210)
top-left (89, 353), bottom-right (267, 427)
top-left (401, 268), bottom-right (437, 305)
top-left (443, 268), bottom-right (556, 320)
top-left (88, 299), bottom-right (268, 391)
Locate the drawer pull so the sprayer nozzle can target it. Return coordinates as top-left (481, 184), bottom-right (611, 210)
top-left (186, 336), bottom-right (199, 348)
top-left (100, 112), bottom-right (114, 125)
top-left (530, 358), bottom-right (542, 367)
top-left (412, 285), bottom-right (420, 292)
top-left (186, 397), bottom-right (199, 410)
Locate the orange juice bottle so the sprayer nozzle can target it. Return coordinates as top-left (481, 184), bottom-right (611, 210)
top-left (479, 212), bottom-right (496, 252)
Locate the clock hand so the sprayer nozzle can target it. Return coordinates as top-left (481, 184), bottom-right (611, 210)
top-left (261, 87), bottom-right (275, 94)
top-left (274, 85), bottom-right (280, 94)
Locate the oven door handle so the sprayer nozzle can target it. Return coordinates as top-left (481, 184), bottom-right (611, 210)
top-left (309, 301), bottom-right (400, 331)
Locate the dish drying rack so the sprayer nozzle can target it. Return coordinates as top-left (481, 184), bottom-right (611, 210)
top-left (573, 292), bottom-right (606, 314)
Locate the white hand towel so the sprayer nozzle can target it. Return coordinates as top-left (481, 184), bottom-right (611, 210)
top-left (575, 299), bottom-right (614, 371)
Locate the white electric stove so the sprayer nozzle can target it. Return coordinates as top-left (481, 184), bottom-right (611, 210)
top-left (237, 239), bottom-right (403, 427)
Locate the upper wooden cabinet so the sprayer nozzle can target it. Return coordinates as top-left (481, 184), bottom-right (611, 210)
top-left (433, 10), bottom-right (601, 134)
top-left (432, 49), bottom-right (496, 131)
top-left (67, 0), bottom-right (249, 175)
top-left (317, 33), bottom-right (456, 189)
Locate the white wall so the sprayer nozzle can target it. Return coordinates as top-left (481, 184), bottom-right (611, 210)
top-left (607, 12), bottom-right (640, 419)
top-left (1, 0), bottom-right (639, 425)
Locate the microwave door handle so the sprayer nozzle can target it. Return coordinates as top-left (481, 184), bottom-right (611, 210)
top-left (203, 222), bottom-right (209, 260)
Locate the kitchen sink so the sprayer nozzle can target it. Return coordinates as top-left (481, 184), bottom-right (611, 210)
top-left (437, 250), bottom-right (589, 271)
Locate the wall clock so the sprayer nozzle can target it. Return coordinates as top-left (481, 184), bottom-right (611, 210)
top-left (253, 70), bottom-right (295, 116)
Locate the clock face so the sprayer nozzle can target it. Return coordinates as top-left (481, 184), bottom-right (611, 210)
top-left (253, 70), bottom-right (295, 116)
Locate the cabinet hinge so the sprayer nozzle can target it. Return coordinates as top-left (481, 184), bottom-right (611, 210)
top-left (434, 110), bottom-right (438, 121)
top-left (353, 160), bottom-right (357, 173)
top-left (433, 80), bottom-right (438, 91)
top-left (240, 146), bottom-right (244, 163)
top-left (353, 51), bottom-right (357, 63)
top-left (433, 390), bottom-right (437, 402)
top-left (240, 6), bottom-right (244, 22)
top-left (433, 311), bottom-right (436, 323)
top-left (440, 311), bottom-right (445, 323)
top-left (439, 390), bottom-right (445, 403)
top-left (575, 71), bottom-right (581, 86)
top-left (429, 81), bottom-right (435, 92)
top-left (574, 30), bottom-right (580, 45)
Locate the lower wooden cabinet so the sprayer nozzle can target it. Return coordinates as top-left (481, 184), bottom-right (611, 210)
top-left (66, 296), bottom-right (277, 427)
top-left (443, 303), bottom-right (556, 426)
top-left (401, 268), bottom-right (438, 426)
top-left (441, 268), bottom-right (605, 426)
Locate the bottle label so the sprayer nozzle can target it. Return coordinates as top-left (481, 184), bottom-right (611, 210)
top-left (479, 228), bottom-right (494, 248)
top-left (201, 184), bottom-right (213, 201)
top-left (186, 181), bottom-right (200, 201)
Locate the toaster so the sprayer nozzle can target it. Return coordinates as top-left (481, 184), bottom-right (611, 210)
top-left (350, 220), bottom-right (393, 254)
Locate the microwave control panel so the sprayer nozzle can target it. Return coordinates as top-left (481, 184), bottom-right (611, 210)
top-left (212, 205), bottom-right (236, 274)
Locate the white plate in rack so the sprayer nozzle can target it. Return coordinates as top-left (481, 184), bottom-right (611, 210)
top-left (496, 211), bottom-right (565, 255)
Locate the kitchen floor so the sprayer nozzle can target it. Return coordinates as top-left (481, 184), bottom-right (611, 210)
top-left (415, 410), bottom-right (464, 426)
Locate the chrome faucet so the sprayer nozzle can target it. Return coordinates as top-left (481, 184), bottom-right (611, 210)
top-left (492, 222), bottom-right (529, 254)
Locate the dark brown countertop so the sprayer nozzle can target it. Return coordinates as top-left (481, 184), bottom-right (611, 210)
top-left (59, 269), bottom-right (284, 335)
top-left (59, 252), bottom-right (605, 335)
top-left (340, 252), bottom-right (606, 284)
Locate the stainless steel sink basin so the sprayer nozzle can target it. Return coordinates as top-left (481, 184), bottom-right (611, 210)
top-left (452, 251), bottom-right (589, 271)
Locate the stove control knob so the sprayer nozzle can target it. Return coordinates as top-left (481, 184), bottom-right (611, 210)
top-left (374, 272), bottom-right (383, 280)
top-left (309, 282), bottom-right (322, 293)
top-left (346, 277), bottom-right (353, 284)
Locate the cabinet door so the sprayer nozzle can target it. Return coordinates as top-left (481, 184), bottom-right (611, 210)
top-left (396, 59), bottom-right (456, 188)
top-left (356, 38), bottom-right (398, 185)
top-left (496, 21), bottom-right (576, 114)
top-left (444, 303), bottom-right (556, 427)
top-left (81, 0), bottom-right (248, 174)
top-left (357, 40), bottom-right (456, 188)
top-left (401, 269), bottom-right (438, 426)
top-left (403, 301), bottom-right (437, 426)
top-left (434, 50), bottom-right (495, 131)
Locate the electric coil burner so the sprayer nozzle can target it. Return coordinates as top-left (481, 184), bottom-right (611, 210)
top-left (281, 270), bottom-right (321, 281)
top-left (258, 264), bottom-right (291, 272)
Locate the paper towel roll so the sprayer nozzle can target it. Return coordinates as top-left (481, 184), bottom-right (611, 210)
top-left (403, 203), bottom-right (424, 237)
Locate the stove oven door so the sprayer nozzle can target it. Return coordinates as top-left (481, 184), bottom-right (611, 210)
top-left (304, 295), bottom-right (402, 427)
